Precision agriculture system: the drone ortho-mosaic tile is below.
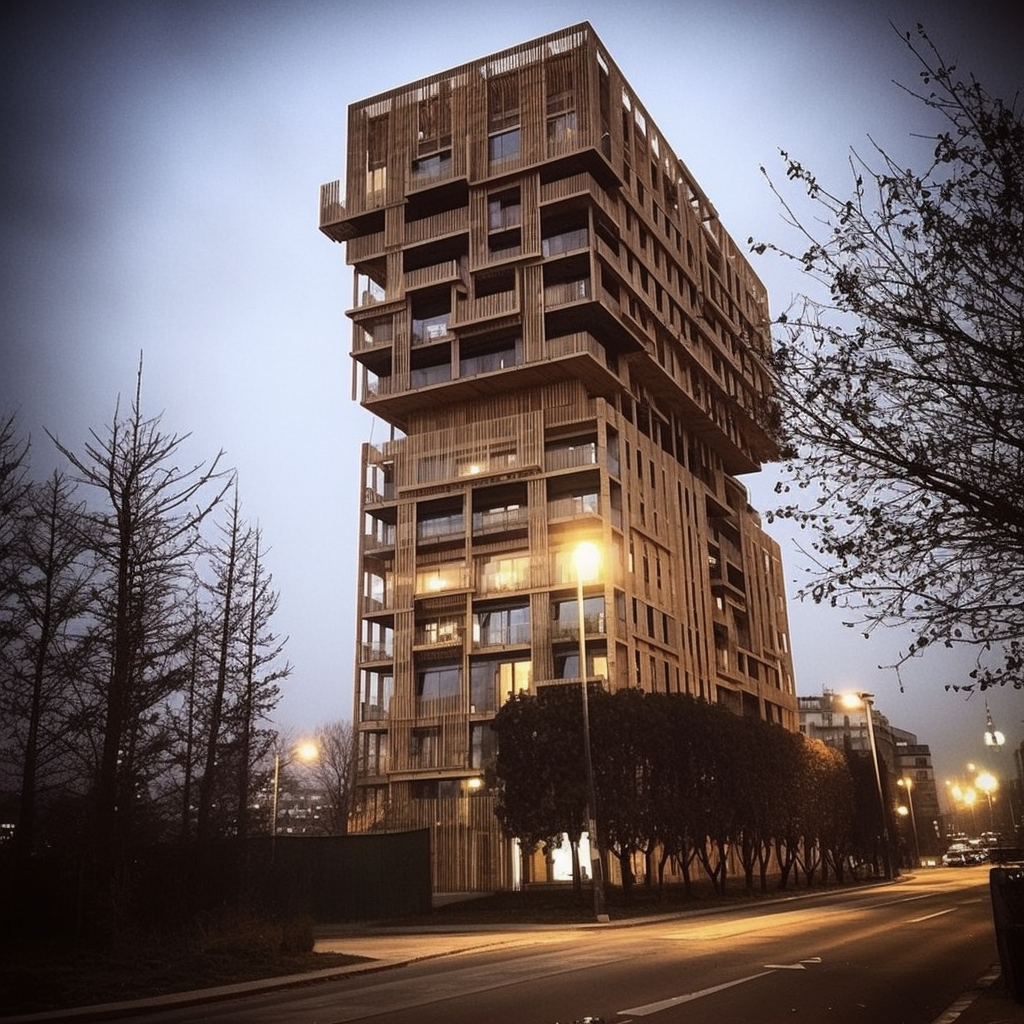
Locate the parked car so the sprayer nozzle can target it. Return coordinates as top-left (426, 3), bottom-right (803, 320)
top-left (942, 849), bottom-right (970, 866)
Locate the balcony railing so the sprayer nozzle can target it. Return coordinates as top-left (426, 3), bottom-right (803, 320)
top-left (459, 347), bottom-right (521, 378)
top-left (411, 315), bottom-right (452, 347)
top-left (359, 702), bottom-right (389, 723)
top-left (544, 278), bottom-right (591, 307)
top-left (406, 260), bottom-right (460, 290)
top-left (551, 613), bottom-right (607, 641)
top-left (544, 443), bottom-right (597, 471)
top-left (414, 626), bottom-right (465, 647)
top-left (359, 642), bottom-right (393, 662)
top-left (474, 623), bottom-right (532, 647)
top-left (542, 228), bottom-right (589, 257)
top-left (472, 507), bottom-right (528, 535)
top-left (318, 180), bottom-right (344, 229)
top-left (547, 495), bottom-right (599, 519)
top-left (362, 590), bottom-right (394, 614)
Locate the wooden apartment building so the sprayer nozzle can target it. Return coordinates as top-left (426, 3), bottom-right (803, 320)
top-left (318, 22), bottom-right (798, 891)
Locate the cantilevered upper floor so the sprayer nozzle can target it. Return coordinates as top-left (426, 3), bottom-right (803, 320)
top-left (318, 21), bottom-right (779, 476)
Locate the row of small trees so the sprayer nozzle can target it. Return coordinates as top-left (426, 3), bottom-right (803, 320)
top-left (492, 687), bottom-right (894, 895)
top-left (0, 370), bottom-right (295, 936)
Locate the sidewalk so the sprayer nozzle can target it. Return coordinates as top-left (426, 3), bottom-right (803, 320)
top-left (932, 964), bottom-right (1024, 1024)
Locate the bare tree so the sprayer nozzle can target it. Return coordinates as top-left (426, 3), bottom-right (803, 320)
top-left (196, 482), bottom-right (245, 842)
top-left (49, 362), bottom-right (230, 932)
top-left (0, 472), bottom-right (95, 869)
top-left (232, 524), bottom-right (289, 839)
top-left (752, 26), bottom-right (1024, 690)
top-left (308, 720), bottom-right (356, 835)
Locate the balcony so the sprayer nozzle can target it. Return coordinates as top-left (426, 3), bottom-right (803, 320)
top-left (412, 314), bottom-right (452, 347)
top-left (473, 623), bottom-right (531, 648)
top-left (414, 625), bottom-right (465, 648)
top-left (544, 277), bottom-right (591, 307)
top-left (362, 590), bottom-right (395, 615)
top-left (472, 506), bottom-right (528, 537)
top-left (544, 442), bottom-right (597, 472)
top-left (415, 564), bottom-right (472, 597)
top-left (406, 260), bottom-right (461, 291)
top-left (453, 288), bottom-right (519, 329)
top-left (359, 702), bottom-right (389, 723)
top-left (551, 613), bottom-right (607, 641)
top-left (547, 494), bottom-right (599, 521)
top-left (359, 642), bottom-right (394, 663)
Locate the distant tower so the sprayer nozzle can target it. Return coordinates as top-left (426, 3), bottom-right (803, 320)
top-left (319, 22), bottom-right (798, 891)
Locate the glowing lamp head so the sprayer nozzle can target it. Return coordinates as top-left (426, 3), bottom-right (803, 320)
top-left (573, 541), bottom-right (601, 583)
top-left (296, 742), bottom-right (319, 763)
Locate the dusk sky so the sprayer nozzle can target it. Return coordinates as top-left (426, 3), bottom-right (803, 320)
top-left (3, 0), bottom-right (1021, 805)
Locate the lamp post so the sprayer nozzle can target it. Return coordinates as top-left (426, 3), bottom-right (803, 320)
top-left (897, 777), bottom-right (921, 866)
top-left (844, 691), bottom-right (893, 879)
top-left (573, 540), bottom-right (608, 923)
top-left (983, 703), bottom-right (1017, 830)
top-left (271, 741), bottom-right (319, 863)
top-left (975, 770), bottom-right (999, 835)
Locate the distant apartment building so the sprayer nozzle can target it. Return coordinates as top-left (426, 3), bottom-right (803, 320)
top-left (892, 727), bottom-right (943, 856)
top-left (798, 689), bottom-right (942, 858)
top-left (319, 22), bottom-right (798, 891)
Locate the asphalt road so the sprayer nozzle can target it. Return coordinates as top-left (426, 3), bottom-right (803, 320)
top-left (104, 867), bottom-right (1001, 1024)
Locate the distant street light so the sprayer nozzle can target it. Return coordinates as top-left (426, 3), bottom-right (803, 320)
top-left (573, 540), bottom-right (609, 923)
top-left (271, 741), bottom-right (319, 862)
top-left (843, 691), bottom-right (893, 879)
top-left (949, 780), bottom-right (979, 836)
top-left (897, 777), bottom-right (921, 866)
top-left (975, 770), bottom-right (999, 834)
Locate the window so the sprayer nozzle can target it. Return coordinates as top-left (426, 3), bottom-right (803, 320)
top-left (488, 73), bottom-right (519, 132)
top-left (359, 669), bottom-right (393, 722)
top-left (478, 553), bottom-right (530, 593)
top-left (551, 596), bottom-right (606, 637)
top-left (360, 731), bottom-right (388, 774)
top-left (470, 722), bottom-right (498, 770)
top-left (473, 604), bottom-right (530, 646)
top-left (488, 188), bottom-right (521, 231)
top-left (414, 561), bottom-right (466, 594)
top-left (412, 150), bottom-right (452, 183)
top-left (418, 83), bottom-right (451, 154)
top-left (546, 56), bottom-right (576, 149)
top-left (471, 656), bottom-right (531, 710)
top-left (417, 617), bottom-right (462, 645)
top-left (489, 128), bottom-right (521, 164)
top-left (554, 648), bottom-right (608, 681)
top-left (416, 662), bottom-right (461, 701)
top-left (366, 114), bottom-right (388, 196)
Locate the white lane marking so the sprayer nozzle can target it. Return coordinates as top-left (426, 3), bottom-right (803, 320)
top-left (928, 965), bottom-right (1001, 1024)
top-left (764, 958), bottom-right (822, 969)
top-left (909, 907), bottom-right (958, 923)
top-left (618, 971), bottom-right (776, 1016)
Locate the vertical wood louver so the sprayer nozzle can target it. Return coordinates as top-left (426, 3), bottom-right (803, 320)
top-left (320, 21), bottom-right (798, 893)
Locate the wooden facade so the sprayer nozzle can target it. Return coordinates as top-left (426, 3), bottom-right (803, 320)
top-left (320, 22), bottom-right (798, 892)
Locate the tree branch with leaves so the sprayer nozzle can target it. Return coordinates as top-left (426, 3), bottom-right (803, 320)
top-left (752, 24), bottom-right (1024, 689)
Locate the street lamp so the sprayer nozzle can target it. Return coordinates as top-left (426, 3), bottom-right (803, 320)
top-left (982, 704), bottom-right (1017, 830)
top-left (975, 770), bottom-right (999, 834)
top-left (271, 740), bottom-right (319, 862)
top-left (573, 540), bottom-right (609, 923)
top-left (842, 691), bottom-right (893, 879)
top-left (897, 777), bottom-right (921, 866)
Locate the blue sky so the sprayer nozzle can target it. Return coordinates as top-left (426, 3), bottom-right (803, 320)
top-left (2, 0), bottom-right (1021, 798)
